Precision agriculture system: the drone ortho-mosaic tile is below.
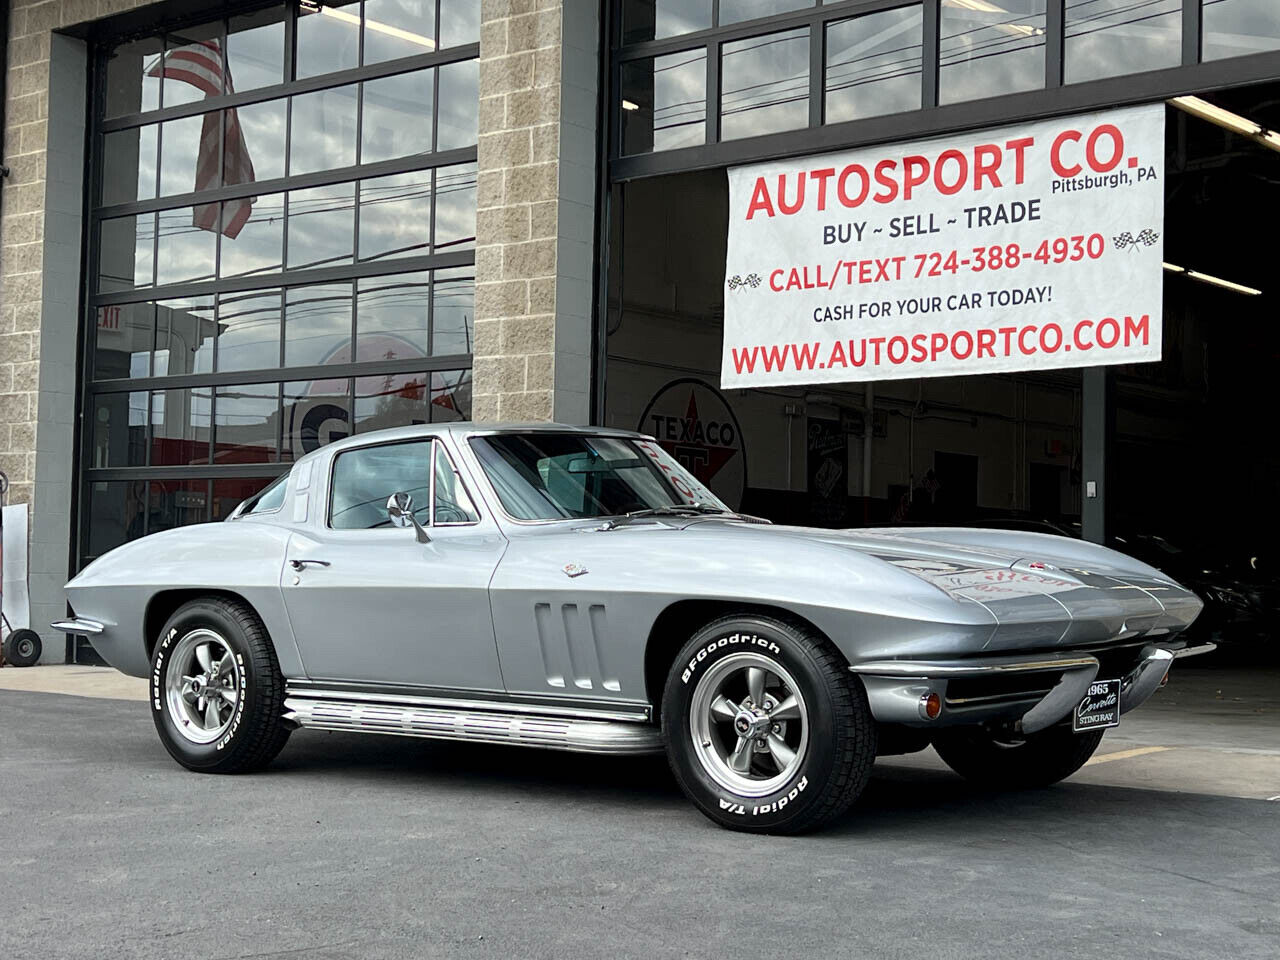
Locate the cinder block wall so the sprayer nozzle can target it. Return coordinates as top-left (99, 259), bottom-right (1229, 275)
top-left (473, 0), bottom-right (596, 424)
top-left (3, 0), bottom-right (154, 659)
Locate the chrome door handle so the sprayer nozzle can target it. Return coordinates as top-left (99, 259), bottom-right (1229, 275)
top-left (289, 559), bottom-right (331, 570)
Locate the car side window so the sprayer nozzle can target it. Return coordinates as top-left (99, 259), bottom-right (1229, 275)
top-left (433, 442), bottom-right (479, 524)
top-left (330, 440), bottom-right (431, 530)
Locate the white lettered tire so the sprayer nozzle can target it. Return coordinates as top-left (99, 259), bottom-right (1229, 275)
top-left (662, 615), bottom-right (876, 833)
top-left (150, 597), bottom-right (290, 773)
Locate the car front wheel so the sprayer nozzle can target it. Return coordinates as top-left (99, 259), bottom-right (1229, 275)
top-left (151, 597), bottom-right (290, 773)
top-left (932, 724), bottom-right (1105, 789)
top-left (662, 615), bottom-right (876, 834)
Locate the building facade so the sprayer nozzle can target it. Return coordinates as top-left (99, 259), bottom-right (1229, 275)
top-left (4, 1), bottom-right (1280, 661)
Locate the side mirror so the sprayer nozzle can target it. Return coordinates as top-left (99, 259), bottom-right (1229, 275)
top-left (386, 492), bottom-right (430, 543)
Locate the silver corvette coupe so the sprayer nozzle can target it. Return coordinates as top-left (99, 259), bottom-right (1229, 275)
top-left (54, 423), bottom-right (1205, 833)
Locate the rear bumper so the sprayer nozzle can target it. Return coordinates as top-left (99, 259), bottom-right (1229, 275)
top-left (850, 641), bottom-right (1212, 733)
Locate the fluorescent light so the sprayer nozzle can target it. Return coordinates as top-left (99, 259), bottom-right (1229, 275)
top-left (621, 99), bottom-right (640, 111)
top-left (943, 0), bottom-right (1043, 37)
top-left (1164, 261), bottom-right (1261, 295)
top-left (1185, 271), bottom-right (1262, 296)
top-left (1170, 96), bottom-right (1262, 136)
top-left (312, 4), bottom-right (435, 50)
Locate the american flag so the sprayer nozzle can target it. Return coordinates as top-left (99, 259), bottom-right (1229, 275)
top-left (148, 40), bottom-right (256, 239)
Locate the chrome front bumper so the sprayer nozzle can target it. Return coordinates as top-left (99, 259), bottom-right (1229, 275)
top-left (850, 642), bottom-right (1210, 734)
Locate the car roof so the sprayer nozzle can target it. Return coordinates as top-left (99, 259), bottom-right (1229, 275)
top-left (291, 421), bottom-right (650, 468)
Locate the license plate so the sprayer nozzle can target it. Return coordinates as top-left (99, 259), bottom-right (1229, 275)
top-left (1073, 678), bottom-right (1121, 732)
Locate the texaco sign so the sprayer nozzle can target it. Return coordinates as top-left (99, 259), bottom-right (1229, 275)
top-left (637, 378), bottom-right (747, 509)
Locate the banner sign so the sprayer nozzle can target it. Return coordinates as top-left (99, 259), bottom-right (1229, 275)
top-left (723, 104), bottom-right (1165, 387)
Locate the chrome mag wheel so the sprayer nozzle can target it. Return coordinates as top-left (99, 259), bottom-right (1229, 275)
top-left (164, 629), bottom-right (241, 745)
top-left (689, 651), bottom-right (810, 798)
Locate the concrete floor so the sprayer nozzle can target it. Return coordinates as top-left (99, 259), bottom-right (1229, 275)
top-left (0, 663), bottom-right (1276, 959)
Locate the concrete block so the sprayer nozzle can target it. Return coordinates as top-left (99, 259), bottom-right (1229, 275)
top-left (503, 238), bottom-right (557, 279)
top-left (479, 52), bottom-right (534, 98)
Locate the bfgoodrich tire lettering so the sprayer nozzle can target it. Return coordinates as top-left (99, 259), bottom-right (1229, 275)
top-left (662, 615), bottom-right (876, 834)
top-left (151, 597), bottom-right (290, 774)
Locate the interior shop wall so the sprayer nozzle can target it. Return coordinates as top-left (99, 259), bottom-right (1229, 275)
top-left (603, 172), bottom-right (1081, 514)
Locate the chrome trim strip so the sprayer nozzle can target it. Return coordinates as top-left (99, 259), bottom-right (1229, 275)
top-left (1173, 642), bottom-right (1217, 659)
top-left (849, 653), bottom-right (1100, 678)
top-left (283, 683), bottom-right (652, 724)
top-left (282, 694), bottom-right (663, 755)
top-left (50, 618), bottom-right (105, 636)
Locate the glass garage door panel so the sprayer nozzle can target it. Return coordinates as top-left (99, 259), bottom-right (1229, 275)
top-left (82, 3), bottom-right (478, 590)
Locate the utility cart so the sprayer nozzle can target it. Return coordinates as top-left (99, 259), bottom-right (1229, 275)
top-left (0, 470), bottom-right (42, 667)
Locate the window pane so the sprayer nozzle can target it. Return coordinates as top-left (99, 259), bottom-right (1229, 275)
top-left (288, 181), bottom-right (355, 269)
top-left (620, 0), bottom-right (712, 44)
top-left (216, 290), bottom-right (282, 372)
top-left (826, 6), bottom-right (922, 124)
top-left (220, 191), bottom-right (284, 278)
top-left (361, 70), bottom-right (433, 164)
top-left (721, 28), bottom-right (809, 140)
top-left (434, 162), bottom-right (477, 253)
top-left (296, 0), bottom-right (361, 79)
top-left (285, 283), bottom-right (353, 367)
top-left (219, 476), bottom-right (280, 519)
top-left (621, 50), bottom-right (707, 154)
top-left (940, 0), bottom-right (1045, 105)
top-left (104, 38), bottom-right (163, 117)
top-left (359, 171), bottom-right (432, 261)
top-left (290, 84), bottom-right (359, 175)
top-left (102, 125), bottom-right (157, 205)
top-left (437, 59), bottom-right (479, 150)
top-left (159, 113), bottom-right (206, 196)
top-left (98, 214), bottom-right (154, 292)
top-left (331, 440), bottom-right (432, 529)
top-left (284, 378), bottom-right (352, 461)
top-left (434, 441), bottom-right (478, 522)
top-left (354, 372), bottom-right (430, 433)
top-left (148, 479), bottom-right (211, 534)
top-left (226, 6), bottom-right (286, 91)
top-left (92, 303), bottom-right (154, 381)
top-left (431, 267), bottom-right (473, 356)
top-left (161, 24), bottom-right (225, 108)
top-left (441, 0), bottom-right (481, 47)
top-left (432, 368), bottom-right (470, 420)
top-left (357, 272), bottom-right (430, 358)
top-left (720, 0), bottom-right (810, 26)
top-left (1204, 0), bottom-right (1280, 60)
top-left (234, 99), bottom-right (287, 183)
top-left (1066, 0), bottom-right (1180, 83)
top-left (215, 383), bottom-right (280, 464)
top-left (155, 295), bottom-right (215, 376)
top-left (87, 481), bottom-right (145, 555)
top-left (151, 386), bottom-right (212, 465)
top-left (155, 206), bottom-right (217, 285)
top-left (364, 0), bottom-right (437, 64)
top-left (90, 391), bottom-right (148, 467)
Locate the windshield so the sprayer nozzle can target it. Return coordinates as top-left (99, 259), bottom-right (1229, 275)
top-left (470, 433), bottom-right (723, 521)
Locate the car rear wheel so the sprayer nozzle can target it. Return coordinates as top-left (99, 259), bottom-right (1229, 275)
top-left (932, 724), bottom-right (1105, 789)
top-left (151, 597), bottom-right (290, 773)
top-left (662, 615), bottom-right (876, 834)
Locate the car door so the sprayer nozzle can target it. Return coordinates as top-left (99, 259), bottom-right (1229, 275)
top-left (280, 436), bottom-right (507, 692)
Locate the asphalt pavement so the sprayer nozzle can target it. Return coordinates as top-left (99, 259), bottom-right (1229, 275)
top-left (0, 672), bottom-right (1277, 960)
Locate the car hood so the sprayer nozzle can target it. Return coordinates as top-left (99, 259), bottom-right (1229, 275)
top-left (668, 519), bottom-right (1204, 644)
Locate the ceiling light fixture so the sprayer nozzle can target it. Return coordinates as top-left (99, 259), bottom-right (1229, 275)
top-left (621, 99), bottom-right (640, 111)
top-left (307, 3), bottom-right (436, 50)
top-left (1169, 95), bottom-right (1280, 155)
top-left (1163, 261), bottom-right (1261, 296)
